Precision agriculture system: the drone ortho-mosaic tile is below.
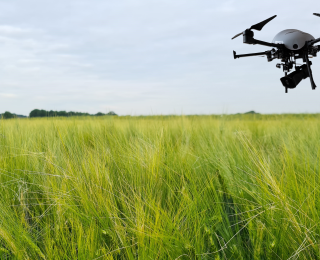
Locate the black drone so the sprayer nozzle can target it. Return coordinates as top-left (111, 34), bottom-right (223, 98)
top-left (232, 14), bottom-right (320, 93)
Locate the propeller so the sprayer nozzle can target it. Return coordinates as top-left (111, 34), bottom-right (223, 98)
top-left (231, 15), bottom-right (277, 40)
top-left (314, 13), bottom-right (320, 17)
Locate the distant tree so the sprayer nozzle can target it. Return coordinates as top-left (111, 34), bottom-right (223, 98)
top-left (57, 111), bottom-right (67, 117)
top-left (2, 111), bottom-right (15, 119)
top-left (107, 111), bottom-right (117, 116)
top-left (29, 109), bottom-right (39, 118)
top-left (48, 110), bottom-right (55, 117)
top-left (95, 112), bottom-right (105, 116)
top-left (39, 110), bottom-right (47, 117)
top-left (244, 111), bottom-right (259, 114)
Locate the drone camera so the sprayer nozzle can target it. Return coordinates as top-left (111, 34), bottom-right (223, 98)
top-left (280, 65), bottom-right (309, 89)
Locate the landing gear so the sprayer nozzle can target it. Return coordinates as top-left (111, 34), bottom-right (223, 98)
top-left (285, 72), bottom-right (288, 93)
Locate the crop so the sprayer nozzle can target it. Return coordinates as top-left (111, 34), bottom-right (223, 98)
top-left (0, 114), bottom-right (319, 259)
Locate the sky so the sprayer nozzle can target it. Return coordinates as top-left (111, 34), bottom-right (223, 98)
top-left (1, 0), bottom-right (320, 116)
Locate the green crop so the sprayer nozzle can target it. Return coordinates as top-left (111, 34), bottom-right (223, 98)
top-left (0, 114), bottom-right (319, 259)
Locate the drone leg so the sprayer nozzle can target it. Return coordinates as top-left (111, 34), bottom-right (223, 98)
top-left (233, 50), bottom-right (270, 59)
top-left (284, 72), bottom-right (288, 93)
top-left (304, 52), bottom-right (317, 90)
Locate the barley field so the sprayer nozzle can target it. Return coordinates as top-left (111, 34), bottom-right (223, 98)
top-left (0, 115), bottom-right (320, 259)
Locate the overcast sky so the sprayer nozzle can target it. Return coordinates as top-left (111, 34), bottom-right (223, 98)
top-left (0, 0), bottom-right (320, 115)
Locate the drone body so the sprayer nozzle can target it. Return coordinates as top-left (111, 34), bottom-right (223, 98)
top-left (232, 14), bottom-right (320, 92)
top-left (272, 30), bottom-right (314, 50)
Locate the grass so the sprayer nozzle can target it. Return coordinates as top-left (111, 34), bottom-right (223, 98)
top-left (0, 114), bottom-right (320, 259)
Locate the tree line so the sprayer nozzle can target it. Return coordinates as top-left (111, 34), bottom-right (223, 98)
top-left (29, 109), bottom-right (117, 118)
top-left (1, 110), bottom-right (117, 119)
top-left (0, 111), bottom-right (27, 119)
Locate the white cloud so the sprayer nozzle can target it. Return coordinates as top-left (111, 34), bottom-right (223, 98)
top-left (0, 93), bottom-right (17, 98)
top-left (0, 25), bottom-right (33, 34)
top-left (217, 1), bottom-right (236, 13)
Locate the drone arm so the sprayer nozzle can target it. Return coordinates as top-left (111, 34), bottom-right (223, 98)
top-left (233, 50), bottom-right (269, 59)
top-left (241, 29), bottom-right (282, 48)
top-left (249, 38), bottom-right (280, 48)
top-left (304, 52), bottom-right (317, 90)
top-left (309, 37), bottom-right (320, 46)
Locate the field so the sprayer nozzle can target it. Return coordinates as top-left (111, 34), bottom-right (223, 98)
top-left (0, 114), bottom-right (320, 259)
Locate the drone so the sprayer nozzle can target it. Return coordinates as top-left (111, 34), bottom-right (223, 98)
top-left (232, 14), bottom-right (320, 93)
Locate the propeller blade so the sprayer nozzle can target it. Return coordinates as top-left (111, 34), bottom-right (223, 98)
top-left (250, 15), bottom-right (277, 31)
top-left (314, 13), bottom-right (320, 17)
top-left (232, 32), bottom-right (243, 40)
top-left (232, 15), bottom-right (276, 40)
